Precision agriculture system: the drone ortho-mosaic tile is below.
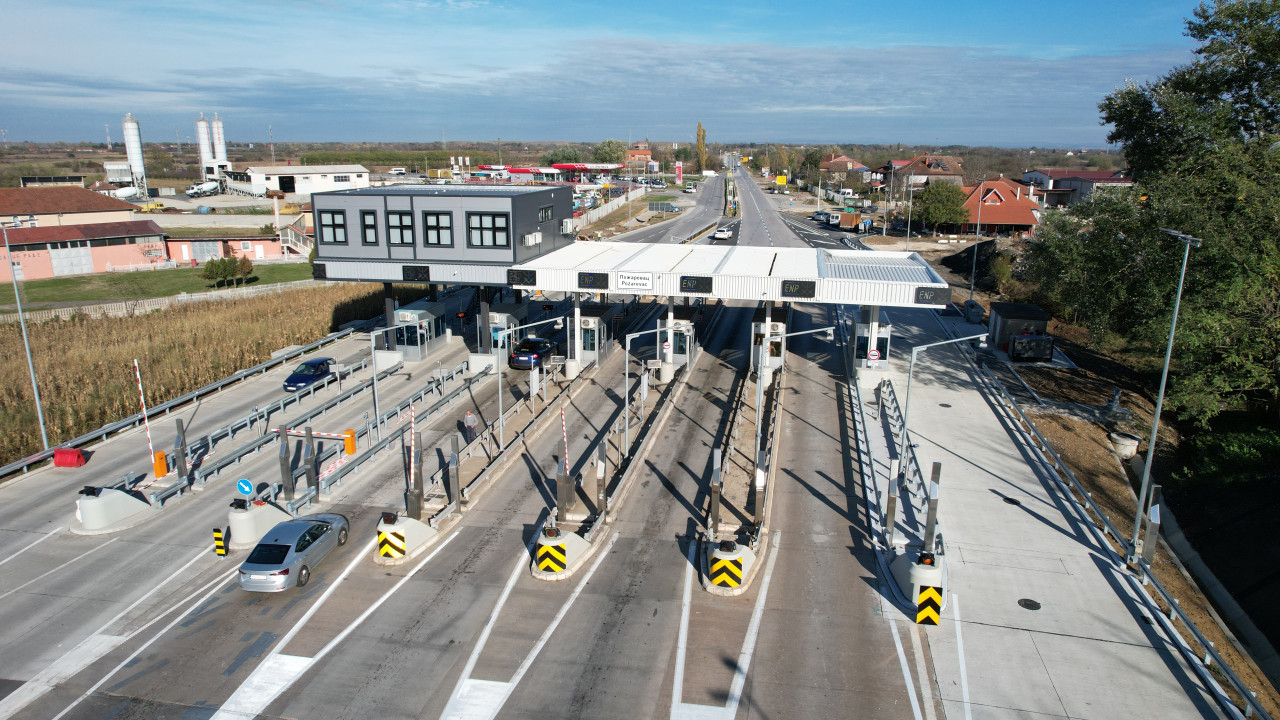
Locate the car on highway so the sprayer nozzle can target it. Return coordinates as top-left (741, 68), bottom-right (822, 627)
top-left (683, 186), bottom-right (696, 193)
top-left (713, 226), bottom-right (734, 240)
top-left (283, 357), bottom-right (334, 393)
top-left (238, 513), bottom-right (350, 591)
top-left (509, 337), bottom-right (558, 370)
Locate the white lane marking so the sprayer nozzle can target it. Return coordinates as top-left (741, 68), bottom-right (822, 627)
top-left (670, 540), bottom-right (696, 710)
top-left (212, 532), bottom-right (457, 720)
top-left (952, 593), bottom-right (973, 720)
top-left (441, 531), bottom-right (620, 720)
top-left (0, 538), bottom-right (116, 602)
top-left (671, 530), bottom-right (781, 720)
top-left (0, 526), bottom-right (63, 568)
top-left (889, 617), bottom-right (925, 720)
top-left (48, 569), bottom-right (237, 720)
top-left (908, 621), bottom-right (938, 720)
top-left (0, 544), bottom-right (217, 719)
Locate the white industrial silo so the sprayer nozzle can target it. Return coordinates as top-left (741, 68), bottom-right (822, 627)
top-left (212, 113), bottom-right (227, 162)
top-left (196, 113), bottom-right (213, 176)
top-left (122, 113), bottom-right (148, 199)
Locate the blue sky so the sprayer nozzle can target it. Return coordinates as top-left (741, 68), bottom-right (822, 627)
top-left (0, 0), bottom-right (1197, 147)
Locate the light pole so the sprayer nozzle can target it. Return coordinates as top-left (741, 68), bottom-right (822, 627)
top-left (1128, 228), bottom-right (1201, 564)
top-left (495, 315), bottom-right (565, 448)
top-left (904, 182), bottom-right (916, 251)
top-left (756, 325), bottom-right (834, 461)
top-left (898, 332), bottom-right (988, 465)
top-left (969, 177), bottom-right (986, 301)
top-left (3, 214), bottom-right (48, 450)
top-left (622, 324), bottom-right (692, 455)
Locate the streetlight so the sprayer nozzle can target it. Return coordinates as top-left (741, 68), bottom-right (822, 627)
top-left (756, 325), bottom-right (834, 461)
top-left (1128, 228), bottom-right (1202, 564)
top-left (622, 323), bottom-right (693, 454)
top-left (494, 315), bottom-right (565, 448)
top-left (898, 332), bottom-right (988, 465)
top-left (3, 214), bottom-right (48, 450)
top-left (970, 176), bottom-right (986, 301)
top-left (904, 182), bottom-right (917, 251)
top-left (882, 164), bottom-right (896, 236)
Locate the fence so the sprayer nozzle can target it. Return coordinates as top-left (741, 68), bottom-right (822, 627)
top-left (0, 279), bottom-right (338, 324)
top-left (569, 187), bottom-right (648, 230)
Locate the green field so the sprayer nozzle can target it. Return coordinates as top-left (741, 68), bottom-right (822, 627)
top-left (12, 263), bottom-right (314, 306)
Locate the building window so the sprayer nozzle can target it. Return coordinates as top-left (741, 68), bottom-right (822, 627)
top-left (387, 211), bottom-right (414, 244)
top-left (361, 211), bottom-right (378, 245)
top-left (334, 175), bottom-right (350, 183)
top-left (241, 241), bottom-right (252, 250)
top-left (318, 210), bottom-right (347, 243)
top-left (467, 212), bottom-right (509, 247)
top-left (538, 205), bottom-right (553, 223)
top-left (423, 212), bottom-right (453, 246)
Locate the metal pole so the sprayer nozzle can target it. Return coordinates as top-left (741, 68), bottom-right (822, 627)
top-left (904, 182), bottom-right (915, 251)
top-left (497, 329), bottom-right (505, 448)
top-left (2, 220), bottom-right (48, 450)
top-left (371, 331), bottom-right (381, 440)
top-left (623, 334), bottom-right (631, 453)
top-left (899, 348), bottom-right (918, 464)
top-left (1129, 233), bottom-right (1198, 561)
top-left (970, 178), bottom-right (984, 301)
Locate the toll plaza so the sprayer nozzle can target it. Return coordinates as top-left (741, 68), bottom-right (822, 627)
top-left (392, 299), bottom-right (450, 362)
top-left (487, 302), bottom-right (529, 350)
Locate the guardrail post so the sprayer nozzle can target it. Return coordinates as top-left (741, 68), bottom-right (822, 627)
top-left (885, 478), bottom-right (899, 548)
top-left (445, 434), bottom-right (460, 515)
top-left (710, 469), bottom-right (722, 542)
top-left (922, 462), bottom-right (942, 552)
top-left (302, 427), bottom-right (318, 495)
top-left (595, 441), bottom-right (607, 517)
top-left (556, 471), bottom-right (573, 523)
top-left (173, 419), bottom-right (188, 481)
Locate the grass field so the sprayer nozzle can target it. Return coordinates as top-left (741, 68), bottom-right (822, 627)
top-left (163, 226), bottom-right (276, 237)
top-left (11, 263), bottom-right (314, 306)
top-left (0, 282), bottom-right (432, 461)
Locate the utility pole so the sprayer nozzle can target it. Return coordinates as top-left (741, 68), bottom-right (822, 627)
top-left (103, 124), bottom-right (110, 150)
top-left (269, 125), bottom-right (276, 165)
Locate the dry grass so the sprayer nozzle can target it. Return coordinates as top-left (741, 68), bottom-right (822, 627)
top-left (0, 282), bottom-right (428, 461)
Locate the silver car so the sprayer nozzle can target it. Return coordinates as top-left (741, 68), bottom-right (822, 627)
top-left (237, 513), bottom-right (350, 592)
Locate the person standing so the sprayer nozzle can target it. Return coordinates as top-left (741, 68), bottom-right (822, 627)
top-left (463, 410), bottom-right (479, 443)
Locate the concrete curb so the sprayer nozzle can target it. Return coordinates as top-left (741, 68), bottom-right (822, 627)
top-left (700, 531), bottom-right (772, 596)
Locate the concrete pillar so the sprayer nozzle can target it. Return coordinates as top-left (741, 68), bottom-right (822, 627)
top-left (173, 418), bottom-right (188, 481)
top-left (277, 429), bottom-right (294, 498)
top-left (922, 462), bottom-right (941, 551)
top-left (595, 442), bottom-right (607, 517)
top-left (479, 301), bottom-right (492, 353)
top-left (302, 426), bottom-right (317, 493)
top-left (383, 283), bottom-right (397, 350)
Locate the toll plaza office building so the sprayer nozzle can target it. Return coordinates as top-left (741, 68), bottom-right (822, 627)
top-left (310, 186), bottom-right (575, 285)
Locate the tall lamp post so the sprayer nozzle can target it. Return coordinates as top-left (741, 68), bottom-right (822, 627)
top-left (882, 165), bottom-right (896, 237)
top-left (1128, 228), bottom-right (1202, 564)
top-left (969, 176), bottom-right (986, 301)
top-left (3, 214), bottom-right (48, 450)
top-left (494, 315), bottom-right (565, 448)
top-left (904, 182), bottom-right (917, 252)
top-left (898, 333), bottom-right (988, 465)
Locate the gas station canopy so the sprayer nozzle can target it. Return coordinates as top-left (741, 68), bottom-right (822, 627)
top-left (506, 242), bottom-right (952, 308)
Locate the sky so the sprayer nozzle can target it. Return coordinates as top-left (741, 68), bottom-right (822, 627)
top-left (0, 0), bottom-right (1198, 147)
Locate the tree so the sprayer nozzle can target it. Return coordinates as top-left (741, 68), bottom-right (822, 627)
top-left (673, 146), bottom-right (693, 163)
top-left (695, 123), bottom-right (707, 174)
top-left (590, 139), bottom-right (626, 164)
top-left (236, 255), bottom-right (254, 286)
top-left (541, 146), bottom-right (584, 165)
top-left (913, 182), bottom-right (968, 232)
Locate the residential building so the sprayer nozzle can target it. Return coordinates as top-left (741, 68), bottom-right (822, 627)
top-left (0, 220), bottom-right (166, 281)
top-left (310, 185), bottom-right (574, 286)
top-left (1053, 175), bottom-right (1134, 206)
top-left (1021, 168), bottom-right (1129, 206)
top-left (222, 165), bottom-right (370, 197)
top-left (898, 154), bottom-right (966, 187)
top-left (958, 177), bottom-right (1042, 237)
top-left (0, 186), bottom-right (137, 227)
top-left (819, 154), bottom-right (870, 183)
top-left (626, 140), bottom-right (653, 167)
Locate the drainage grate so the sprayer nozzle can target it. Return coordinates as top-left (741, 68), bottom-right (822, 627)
top-left (1018, 598), bottom-right (1042, 611)
top-left (1003, 497), bottom-right (1022, 506)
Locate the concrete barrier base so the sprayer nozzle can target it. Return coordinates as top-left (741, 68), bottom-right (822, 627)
top-left (228, 502), bottom-right (293, 550)
top-left (467, 352), bottom-right (495, 377)
top-left (531, 525), bottom-right (590, 581)
top-left (701, 537), bottom-right (763, 596)
top-left (563, 358), bottom-right (581, 381)
top-left (71, 489), bottom-right (152, 535)
top-left (374, 516), bottom-right (438, 566)
top-left (889, 547), bottom-right (948, 616)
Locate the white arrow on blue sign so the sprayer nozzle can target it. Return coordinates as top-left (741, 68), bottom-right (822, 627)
top-left (237, 478), bottom-right (253, 496)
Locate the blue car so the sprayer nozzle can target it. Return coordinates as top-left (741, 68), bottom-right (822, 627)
top-left (283, 357), bottom-right (334, 392)
top-left (509, 337), bottom-right (558, 370)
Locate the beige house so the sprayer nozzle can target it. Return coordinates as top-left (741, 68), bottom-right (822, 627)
top-left (0, 187), bottom-right (137, 227)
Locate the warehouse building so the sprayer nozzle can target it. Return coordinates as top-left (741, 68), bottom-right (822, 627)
top-left (223, 165), bottom-right (370, 197)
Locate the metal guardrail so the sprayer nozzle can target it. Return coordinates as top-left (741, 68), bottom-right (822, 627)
top-left (1, 328), bottom-right (358, 480)
top-left (835, 309), bottom-right (885, 538)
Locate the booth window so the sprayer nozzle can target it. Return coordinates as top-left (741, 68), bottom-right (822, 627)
top-left (387, 211), bottom-right (414, 244)
top-left (361, 211), bottom-right (378, 245)
top-left (538, 205), bottom-right (553, 223)
top-left (318, 210), bottom-right (347, 243)
top-left (423, 212), bottom-right (453, 246)
top-left (467, 213), bottom-right (509, 247)
top-left (334, 175), bottom-right (350, 183)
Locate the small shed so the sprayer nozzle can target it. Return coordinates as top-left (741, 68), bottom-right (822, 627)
top-left (988, 302), bottom-right (1051, 352)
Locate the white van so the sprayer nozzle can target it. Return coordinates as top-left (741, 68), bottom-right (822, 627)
top-left (839, 188), bottom-right (855, 199)
top-left (388, 167), bottom-right (407, 175)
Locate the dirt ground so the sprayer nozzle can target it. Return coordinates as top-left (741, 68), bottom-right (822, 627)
top-left (911, 243), bottom-right (1280, 716)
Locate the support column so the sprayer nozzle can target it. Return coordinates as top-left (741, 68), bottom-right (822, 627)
top-left (383, 283), bottom-right (397, 350)
top-left (478, 301), bottom-right (492, 353)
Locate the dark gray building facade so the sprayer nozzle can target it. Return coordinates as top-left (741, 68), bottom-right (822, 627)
top-left (310, 185), bottom-right (574, 285)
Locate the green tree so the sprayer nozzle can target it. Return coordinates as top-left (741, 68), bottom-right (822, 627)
top-left (913, 182), bottom-right (968, 232)
top-left (695, 123), bottom-right (707, 174)
top-left (146, 149), bottom-right (175, 176)
top-left (541, 146), bottom-right (584, 165)
top-left (236, 255), bottom-right (254, 286)
top-left (590, 139), bottom-right (626, 164)
top-left (673, 146), bottom-right (693, 162)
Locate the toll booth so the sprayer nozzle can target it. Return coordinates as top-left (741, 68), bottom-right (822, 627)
top-left (751, 304), bottom-right (786, 374)
top-left (853, 307), bottom-right (892, 370)
top-left (488, 302), bottom-right (530, 350)
top-left (666, 305), bottom-right (704, 368)
top-left (577, 304), bottom-right (620, 366)
top-left (394, 300), bottom-right (449, 362)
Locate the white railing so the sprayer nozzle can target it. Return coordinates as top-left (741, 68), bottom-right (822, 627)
top-left (106, 261), bottom-right (181, 273)
top-left (569, 187), bottom-right (648, 231)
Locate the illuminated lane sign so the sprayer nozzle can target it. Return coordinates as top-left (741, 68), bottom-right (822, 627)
top-left (780, 279), bottom-right (816, 299)
top-left (914, 286), bottom-right (951, 305)
top-left (507, 269), bottom-right (537, 286)
top-left (577, 271), bottom-right (610, 291)
top-left (402, 265), bottom-right (430, 282)
top-left (679, 275), bottom-right (713, 294)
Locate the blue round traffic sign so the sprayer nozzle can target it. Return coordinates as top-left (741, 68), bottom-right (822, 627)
top-left (237, 479), bottom-right (253, 496)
